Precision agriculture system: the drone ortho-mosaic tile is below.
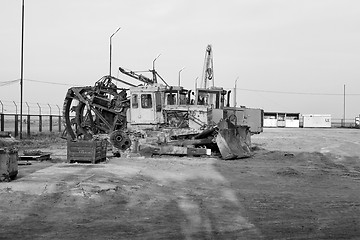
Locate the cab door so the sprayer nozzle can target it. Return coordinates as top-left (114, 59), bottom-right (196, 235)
top-left (130, 93), bottom-right (156, 124)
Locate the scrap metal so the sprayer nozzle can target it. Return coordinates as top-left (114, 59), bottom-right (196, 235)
top-left (63, 45), bottom-right (263, 159)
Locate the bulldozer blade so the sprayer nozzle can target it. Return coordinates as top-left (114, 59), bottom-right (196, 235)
top-left (215, 127), bottom-right (251, 160)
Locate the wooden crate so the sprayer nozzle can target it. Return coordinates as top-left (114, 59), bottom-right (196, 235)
top-left (67, 140), bottom-right (107, 164)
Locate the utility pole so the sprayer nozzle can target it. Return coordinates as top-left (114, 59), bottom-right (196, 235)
top-left (343, 84), bottom-right (346, 127)
top-left (20, 0), bottom-right (25, 139)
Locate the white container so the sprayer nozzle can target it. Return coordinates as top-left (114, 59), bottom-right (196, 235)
top-left (264, 118), bottom-right (277, 127)
top-left (302, 114), bottom-right (331, 128)
top-left (285, 119), bottom-right (300, 128)
top-left (263, 112), bottom-right (277, 127)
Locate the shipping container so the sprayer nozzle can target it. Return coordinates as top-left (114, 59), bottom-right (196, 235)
top-left (302, 114), bottom-right (331, 128)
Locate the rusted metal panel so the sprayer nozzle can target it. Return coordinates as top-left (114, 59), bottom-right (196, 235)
top-left (215, 128), bottom-right (251, 160)
top-left (187, 147), bottom-right (211, 156)
top-left (215, 119), bottom-right (251, 160)
top-left (139, 144), bottom-right (211, 157)
top-left (0, 148), bottom-right (18, 182)
top-left (166, 138), bottom-right (213, 147)
top-left (224, 107), bottom-right (263, 134)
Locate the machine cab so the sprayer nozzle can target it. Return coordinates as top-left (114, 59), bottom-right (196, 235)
top-left (195, 87), bottom-right (227, 109)
top-left (164, 86), bottom-right (189, 106)
top-left (129, 85), bottom-right (164, 126)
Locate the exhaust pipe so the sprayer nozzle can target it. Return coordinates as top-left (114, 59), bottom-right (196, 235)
top-left (227, 90), bottom-right (231, 107)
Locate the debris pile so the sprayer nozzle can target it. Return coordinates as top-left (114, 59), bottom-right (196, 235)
top-left (62, 45), bottom-right (263, 160)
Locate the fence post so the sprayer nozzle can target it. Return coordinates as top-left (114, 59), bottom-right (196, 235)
top-left (0, 113), bottom-right (4, 131)
top-left (27, 115), bottom-right (31, 136)
top-left (39, 115), bottom-right (42, 132)
top-left (48, 104), bottom-right (53, 132)
top-left (49, 115), bottom-right (53, 132)
top-left (58, 116), bottom-right (62, 132)
top-left (14, 114), bottom-right (18, 137)
top-left (56, 104), bottom-right (61, 132)
top-left (37, 103), bottom-right (42, 132)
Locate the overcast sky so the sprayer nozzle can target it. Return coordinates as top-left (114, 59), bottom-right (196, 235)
top-left (1, 0), bottom-right (360, 118)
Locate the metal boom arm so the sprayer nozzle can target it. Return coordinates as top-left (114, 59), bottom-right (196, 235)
top-left (119, 67), bottom-right (154, 85)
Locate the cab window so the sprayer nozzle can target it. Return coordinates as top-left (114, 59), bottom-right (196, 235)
top-left (132, 94), bottom-right (138, 108)
top-left (141, 94), bottom-right (152, 108)
top-left (155, 92), bottom-right (162, 112)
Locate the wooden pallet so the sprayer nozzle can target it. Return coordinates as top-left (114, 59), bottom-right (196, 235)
top-left (19, 153), bottom-right (51, 161)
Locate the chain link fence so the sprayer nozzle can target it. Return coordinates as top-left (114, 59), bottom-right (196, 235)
top-left (0, 100), bottom-right (63, 137)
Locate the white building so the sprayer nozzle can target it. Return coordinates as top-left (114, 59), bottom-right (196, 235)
top-left (263, 112), bottom-right (300, 128)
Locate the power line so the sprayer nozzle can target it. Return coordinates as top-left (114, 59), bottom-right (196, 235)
top-left (0, 78), bottom-right (77, 87)
top-left (229, 87), bottom-right (360, 96)
top-left (0, 79), bottom-right (20, 86)
top-left (24, 78), bottom-right (75, 86)
top-left (2, 78), bottom-right (360, 96)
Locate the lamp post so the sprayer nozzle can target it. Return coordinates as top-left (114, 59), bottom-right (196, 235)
top-left (152, 54), bottom-right (161, 83)
top-left (178, 67), bottom-right (185, 87)
top-left (20, 0), bottom-right (25, 139)
top-left (109, 27), bottom-right (121, 76)
top-left (194, 77), bottom-right (199, 105)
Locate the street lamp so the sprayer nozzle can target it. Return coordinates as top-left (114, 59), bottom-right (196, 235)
top-left (178, 67), bottom-right (185, 87)
top-left (109, 27), bottom-right (121, 76)
top-left (152, 54), bottom-right (161, 83)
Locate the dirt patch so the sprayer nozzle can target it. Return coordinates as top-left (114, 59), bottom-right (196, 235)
top-left (1, 129), bottom-right (360, 239)
top-left (276, 167), bottom-right (302, 176)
